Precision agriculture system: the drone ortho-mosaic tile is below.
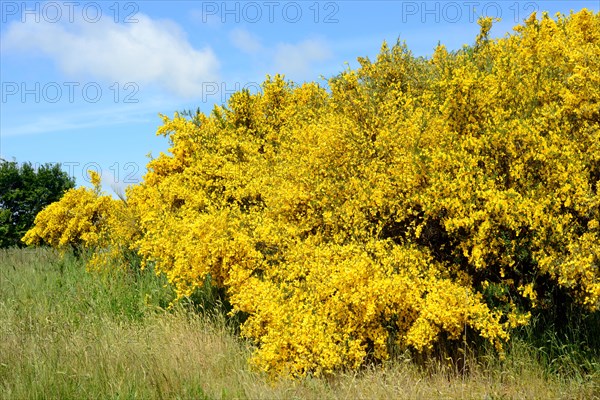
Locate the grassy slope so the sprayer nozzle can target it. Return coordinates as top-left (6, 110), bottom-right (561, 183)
top-left (0, 247), bottom-right (598, 399)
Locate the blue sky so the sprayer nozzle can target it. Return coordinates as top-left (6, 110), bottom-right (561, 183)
top-left (1, 1), bottom-right (597, 195)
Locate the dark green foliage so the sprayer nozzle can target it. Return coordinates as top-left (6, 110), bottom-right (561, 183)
top-left (0, 159), bottom-right (75, 247)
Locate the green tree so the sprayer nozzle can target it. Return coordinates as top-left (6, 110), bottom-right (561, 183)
top-left (0, 159), bottom-right (75, 248)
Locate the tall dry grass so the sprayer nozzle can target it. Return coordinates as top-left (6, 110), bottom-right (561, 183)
top-left (1, 247), bottom-right (598, 399)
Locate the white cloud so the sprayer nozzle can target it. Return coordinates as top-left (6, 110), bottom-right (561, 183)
top-left (99, 168), bottom-right (131, 200)
top-left (1, 14), bottom-right (220, 99)
top-left (229, 28), bottom-right (263, 54)
top-left (273, 38), bottom-right (332, 80)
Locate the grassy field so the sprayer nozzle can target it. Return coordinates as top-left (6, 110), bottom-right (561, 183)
top-left (1, 247), bottom-right (598, 399)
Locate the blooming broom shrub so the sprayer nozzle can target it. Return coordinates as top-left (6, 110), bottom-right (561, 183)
top-left (23, 171), bottom-right (140, 271)
top-left (24, 10), bottom-right (599, 377)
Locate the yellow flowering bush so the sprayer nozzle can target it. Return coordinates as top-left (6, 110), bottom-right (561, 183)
top-left (23, 10), bottom-right (599, 377)
top-left (23, 171), bottom-right (139, 271)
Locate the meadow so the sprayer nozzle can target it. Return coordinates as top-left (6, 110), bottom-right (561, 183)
top-left (1, 247), bottom-right (598, 399)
